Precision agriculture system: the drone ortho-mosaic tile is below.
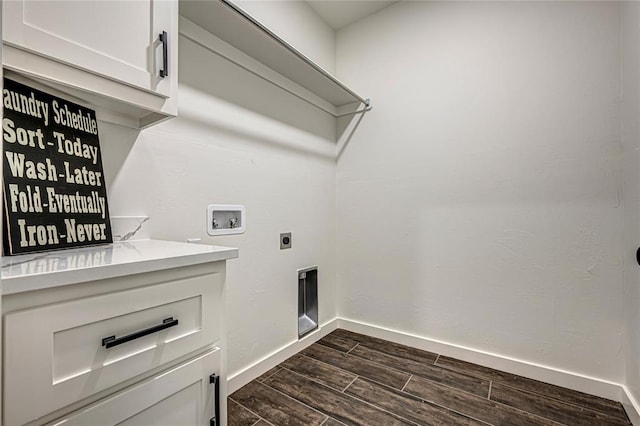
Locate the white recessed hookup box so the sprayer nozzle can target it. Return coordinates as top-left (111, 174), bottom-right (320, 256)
top-left (207, 205), bottom-right (246, 236)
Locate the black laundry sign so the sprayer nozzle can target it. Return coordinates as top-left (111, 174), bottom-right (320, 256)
top-left (2, 78), bottom-right (112, 255)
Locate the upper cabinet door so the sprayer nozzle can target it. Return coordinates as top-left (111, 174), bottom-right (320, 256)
top-left (3, 0), bottom-right (174, 98)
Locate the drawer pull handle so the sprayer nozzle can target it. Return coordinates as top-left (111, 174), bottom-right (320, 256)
top-left (101, 317), bottom-right (178, 349)
top-left (159, 30), bottom-right (168, 78)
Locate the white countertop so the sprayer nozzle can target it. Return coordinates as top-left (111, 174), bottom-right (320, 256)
top-left (1, 240), bottom-right (239, 295)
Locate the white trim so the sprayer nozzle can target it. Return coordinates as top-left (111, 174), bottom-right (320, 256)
top-left (337, 318), bottom-right (622, 402)
top-left (226, 317), bottom-right (338, 394)
top-left (622, 386), bottom-right (640, 425)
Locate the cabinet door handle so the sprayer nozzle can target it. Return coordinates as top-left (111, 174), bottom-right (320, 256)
top-left (101, 317), bottom-right (178, 349)
top-left (159, 31), bottom-right (168, 78)
top-left (209, 373), bottom-right (220, 426)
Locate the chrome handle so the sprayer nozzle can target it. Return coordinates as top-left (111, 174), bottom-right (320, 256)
top-left (159, 31), bottom-right (168, 78)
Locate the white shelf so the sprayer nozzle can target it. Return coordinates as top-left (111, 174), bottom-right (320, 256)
top-left (179, 0), bottom-right (370, 115)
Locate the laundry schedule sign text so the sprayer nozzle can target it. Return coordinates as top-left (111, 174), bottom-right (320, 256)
top-left (2, 78), bottom-right (112, 255)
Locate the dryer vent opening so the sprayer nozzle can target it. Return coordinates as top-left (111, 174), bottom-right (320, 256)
top-left (298, 267), bottom-right (318, 338)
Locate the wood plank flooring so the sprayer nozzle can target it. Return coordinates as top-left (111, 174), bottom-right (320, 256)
top-left (228, 329), bottom-right (631, 425)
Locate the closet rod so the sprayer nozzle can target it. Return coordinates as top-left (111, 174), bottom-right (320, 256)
top-left (219, 0), bottom-right (371, 109)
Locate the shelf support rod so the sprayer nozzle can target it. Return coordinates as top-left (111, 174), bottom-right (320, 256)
top-left (335, 99), bottom-right (372, 117)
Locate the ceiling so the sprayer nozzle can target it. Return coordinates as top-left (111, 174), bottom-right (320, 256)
top-left (306, 1), bottom-right (398, 31)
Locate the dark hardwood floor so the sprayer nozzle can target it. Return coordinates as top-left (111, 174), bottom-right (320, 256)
top-left (228, 329), bottom-right (631, 425)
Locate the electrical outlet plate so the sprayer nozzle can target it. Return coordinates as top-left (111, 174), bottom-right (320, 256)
top-left (207, 205), bottom-right (246, 236)
top-left (280, 232), bottom-right (292, 249)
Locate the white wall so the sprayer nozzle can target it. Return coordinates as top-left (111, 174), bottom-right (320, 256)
top-left (622, 0), bottom-right (640, 412)
top-left (99, 20), bottom-right (337, 377)
top-left (336, 1), bottom-right (624, 383)
top-left (96, 0), bottom-right (630, 395)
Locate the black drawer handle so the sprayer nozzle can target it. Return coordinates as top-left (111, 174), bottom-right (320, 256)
top-left (159, 31), bottom-right (168, 78)
top-left (102, 317), bottom-right (178, 349)
top-left (209, 374), bottom-right (220, 426)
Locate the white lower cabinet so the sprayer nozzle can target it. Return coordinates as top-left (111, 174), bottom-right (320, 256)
top-left (49, 348), bottom-right (220, 426)
top-left (2, 251), bottom-right (232, 426)
top-left (4, 273), bottom-right (219, 425)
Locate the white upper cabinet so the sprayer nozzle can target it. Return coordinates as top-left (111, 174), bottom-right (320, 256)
top-left (2, 0), bottom-right (178, 128)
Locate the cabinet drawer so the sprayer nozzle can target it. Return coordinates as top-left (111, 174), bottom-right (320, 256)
top-left (48, 348), bottom-right (220, 426)
top-left (4, 272), bottom-right (221, 426)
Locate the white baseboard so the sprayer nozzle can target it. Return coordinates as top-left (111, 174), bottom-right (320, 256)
top-left (227, 317), bottom-right (338, 394)
top-left (338, 318), bottom-right (623, 402)
top-left (622, 386), bottom-right (640, 425)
